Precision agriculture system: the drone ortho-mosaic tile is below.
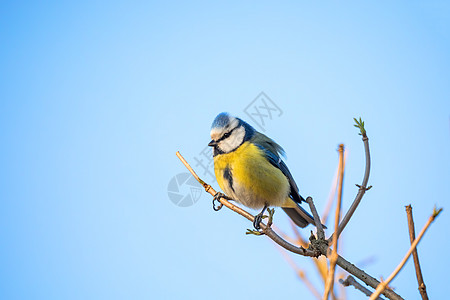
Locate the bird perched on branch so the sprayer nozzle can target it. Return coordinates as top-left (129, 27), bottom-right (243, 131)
top-left (208, 112), bottom-right (317, 230)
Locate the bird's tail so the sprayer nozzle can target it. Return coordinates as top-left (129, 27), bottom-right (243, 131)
top-left (282, 206), bottom-right (314, 228)
top-left (281, 199), bottom-right (326, 228)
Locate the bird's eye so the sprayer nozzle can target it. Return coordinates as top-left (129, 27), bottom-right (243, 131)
top-left (223, 131), bottom-right (231, 138)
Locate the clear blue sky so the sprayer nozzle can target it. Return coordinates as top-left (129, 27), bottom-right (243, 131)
top-left (1, 1), bottom-right (449, 299)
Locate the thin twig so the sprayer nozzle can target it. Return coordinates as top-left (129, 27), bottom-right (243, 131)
top-left (321, 164), bottom-right (339, 225)
top-left (335, 255), bottom-right (403, 300)
top-left (340, 275), bottom-right (384, 300)
top-left (337, 272), bottom-right (347, 300)
top-left (322, 150), bottom-right (347, 225)
top-left (369, 207), bottom-right (443, 300)
top-left (405, 205), bottom-right (429, 300)
top-left (306, 197), bottom-right (326, 241)
top-left (324, 144), bottom-right (345, 299)
top-left (330, 119), bottom-right (371, 242)
top-left (176, 151), bottom-right (404, 300)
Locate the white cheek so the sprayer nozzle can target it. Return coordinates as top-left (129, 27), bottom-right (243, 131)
top-left (218, 127), bottom-right (245, 153)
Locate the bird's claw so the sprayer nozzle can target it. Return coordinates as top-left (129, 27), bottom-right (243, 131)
top-left (253, 205), bottom-right (273, 230)
top-left (253, 213), bottom-right (264, 230)
top-left (212, 192), bottom-right (225, 211)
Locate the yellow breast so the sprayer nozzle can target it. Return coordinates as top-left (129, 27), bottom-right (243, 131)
top-left (213, 142), bottom-right (290, 209)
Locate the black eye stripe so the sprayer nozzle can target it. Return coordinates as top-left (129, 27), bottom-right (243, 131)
top-left (216, 126), bottom-right (237, 143)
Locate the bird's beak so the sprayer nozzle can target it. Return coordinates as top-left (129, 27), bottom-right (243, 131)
top-left (208, 140), bottom-right (218, 147)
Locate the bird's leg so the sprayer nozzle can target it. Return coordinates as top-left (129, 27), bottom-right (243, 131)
top-left (253, 204), bottom-right (268, 230)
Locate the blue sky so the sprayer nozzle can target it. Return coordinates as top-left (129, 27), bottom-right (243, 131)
top-left (1, 1), bottom-right (449, 299)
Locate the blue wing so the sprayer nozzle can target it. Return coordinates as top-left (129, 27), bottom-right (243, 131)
top-left (252, 132), bottom-right (317, 228)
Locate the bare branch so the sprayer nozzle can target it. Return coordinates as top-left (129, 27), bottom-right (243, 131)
top-left (264, 226), bottom-right (320, 257)
top-left (405, 205), bottom-right (429, 300)
top-left (306, 197), bottom-right (326, 241)
top-left (335, 255), bottom-right (403, 300)
top-left (337, 272), bottom-right (348, 300)
top-left (340, 275), bottom-right (384, 300)
top-left (329, 119), bottom-right (371, 242)
top-left (322, 164), bottom-right (339, 225)
top-left (369, 207), bottom-right (443, 300)
top-left (322, 150), bottom-right (347, 224)
top-left (324, 144), bottom-right (345, 299)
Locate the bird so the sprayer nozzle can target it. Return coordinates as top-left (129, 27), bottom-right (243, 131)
top-left (208, 112), bottom-right (317, 230)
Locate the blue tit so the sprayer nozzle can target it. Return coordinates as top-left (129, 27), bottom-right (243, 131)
top-left (208, 112), bottom-right (317, 230)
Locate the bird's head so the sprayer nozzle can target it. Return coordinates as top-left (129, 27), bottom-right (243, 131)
top-left (208, 112), bottom-right (254, 154)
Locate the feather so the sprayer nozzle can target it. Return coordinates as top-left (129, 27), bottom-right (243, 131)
top-left (252, 132), bottom-right (316, 227)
